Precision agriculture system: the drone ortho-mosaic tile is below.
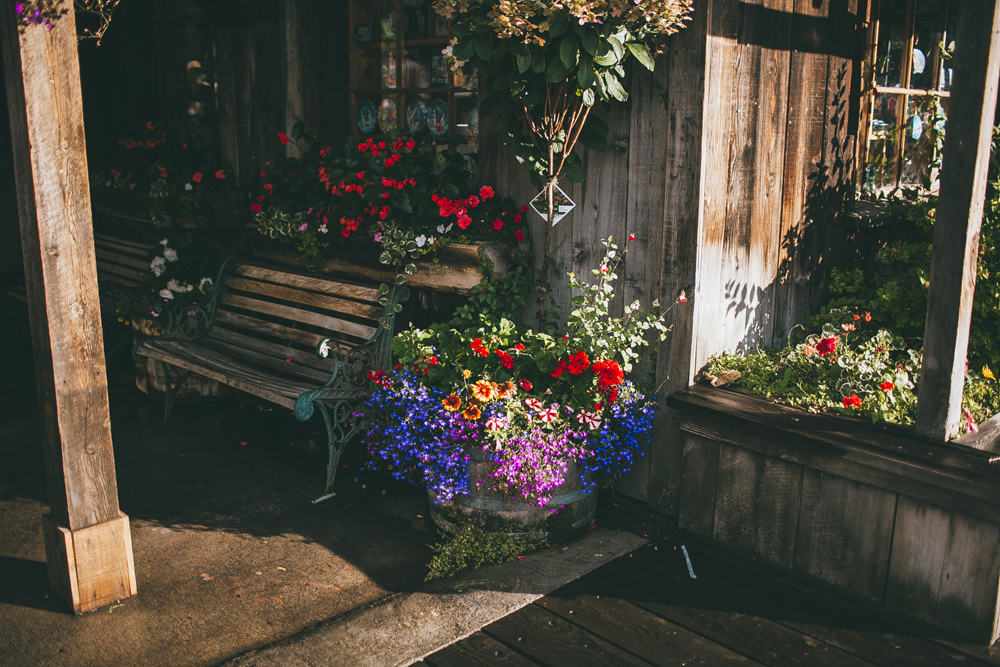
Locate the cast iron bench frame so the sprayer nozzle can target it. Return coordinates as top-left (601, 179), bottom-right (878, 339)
top-left (132, 256), bottom-right (408, 501)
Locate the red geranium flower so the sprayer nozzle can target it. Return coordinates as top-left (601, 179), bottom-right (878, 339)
top-left (215, 169), bottom-right (226, 180)
top-left (515, 229), bottom-right (525, 242)
top-left (568, 350), bottom-right (590, 375)
top-left (842, 394), bottom-right (862, 409)
top-left (480, 185), bottom-right (494, 199)
top-left (550, 360), bottom-right (569, 378)
top-left (879, 381), bottom-right (894, 391)
top-left (278, 132), bottom-right (289, 144)
top-left (493, 219), bottom-right (503, 231)
top-left (518, 379), bottom-right (533, 391)
top-left (816, 337), bottom-right (837, 356)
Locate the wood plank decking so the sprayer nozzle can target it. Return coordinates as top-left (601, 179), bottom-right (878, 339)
top-left (418, 535), bottom-right (1000, 667)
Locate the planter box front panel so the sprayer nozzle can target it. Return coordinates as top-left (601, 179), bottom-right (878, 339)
top-left (668, 385), bottom-right (1000, 643)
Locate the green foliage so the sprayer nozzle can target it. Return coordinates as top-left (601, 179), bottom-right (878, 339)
top-left (425, 514), bottom-right (542, 581)
top-left (435, 0), bottom-right (692, 184)
top-left (821, 125), bottom-right (1000, 377)
top-left (450, 263), bottom-right (535, 329)
top-left (708, 306), bottom-right (1000, 434)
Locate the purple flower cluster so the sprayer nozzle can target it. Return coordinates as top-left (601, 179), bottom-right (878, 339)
top-left (488, 426), bottom-right (589, 506)
top-left (356, 370), bottom-right (482, 501)
top-left (356, 371), bottom-right (655, 505)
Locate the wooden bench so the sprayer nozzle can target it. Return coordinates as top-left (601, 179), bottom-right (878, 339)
top-left (94, 232), bottom-right (156, 356)
top-left (132, 257), bottom-right (408, 501)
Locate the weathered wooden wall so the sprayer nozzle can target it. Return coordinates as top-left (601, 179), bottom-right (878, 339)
top-left (669, 385), bottom-right (1000, 643)
top-left (481, 0), bottom-right (861, 503)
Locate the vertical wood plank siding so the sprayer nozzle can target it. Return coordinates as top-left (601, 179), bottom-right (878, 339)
top-left (482, 0), bottom-right (859, 505)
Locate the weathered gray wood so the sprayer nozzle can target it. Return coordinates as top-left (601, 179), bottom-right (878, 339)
top-left (2, 0), bottom-right (119, 531)
top-left (215, 310), bottom-right (327, 349)
top-left (793, 469), bottom-right (897, 602)
top-left (205, 326), bottom-right (340, 373)
top-left (677, 433), bottom-right (720, 536)
top-left (218, 293), bottom-right (377, 341)
top-left (955, 412), bottom-right (1000, 455)
top-left (647, 1), bottom-right (710, 518)
top-left (713, 444), bottom-right (803, 567)
top-left (916, 0), bottom-right (1000, 441)
top-left (230, 260), bottom-right (383, 302)
top-left (616, 61), bottom-right (671, 502)
top-left (222, 276), bottom-right (384, 320)
top-left (670, 387), bottom-right (1000, 523)
top-left (199, 338), bottom-right (332, 385)
top-left (885, 495), bottom-right (1000, 643)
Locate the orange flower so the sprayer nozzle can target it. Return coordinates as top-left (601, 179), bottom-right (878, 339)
top-left (442, 394), bottom-right (461, 411)
top-left (496, 381), bottom-right (516, 399)
top-left (462, 405), bottom-right (482, 420)
top-left (471, 380), bottom-right (495, 403)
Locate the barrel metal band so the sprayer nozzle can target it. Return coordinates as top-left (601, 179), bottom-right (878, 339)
top-left (456, 489), bottom-right (590, 512)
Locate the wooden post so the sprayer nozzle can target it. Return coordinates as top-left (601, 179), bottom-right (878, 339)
top-left (0, 0), bottom-right (136, 612)
top-left (915, 1), bottom-right (1000, 441)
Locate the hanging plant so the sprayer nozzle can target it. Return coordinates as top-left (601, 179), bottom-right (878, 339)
top-left (434, 0), bottom-right (694, 326)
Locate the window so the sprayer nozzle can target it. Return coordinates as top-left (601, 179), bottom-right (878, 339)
top-left (861, 0), bottom-right (959, 192)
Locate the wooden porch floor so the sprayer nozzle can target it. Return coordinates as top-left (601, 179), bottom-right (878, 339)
top-left (418, 534), bottom-right (1000, 667)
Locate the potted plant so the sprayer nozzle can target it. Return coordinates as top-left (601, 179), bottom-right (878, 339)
top-left (91, 121), bottom-right (240, 229)
top-left (434, 0), bottom-right (693, 325)
top-left (252, 126), bottom-right (533, 296)
top-left (356, 236), bottom-right (679, 538)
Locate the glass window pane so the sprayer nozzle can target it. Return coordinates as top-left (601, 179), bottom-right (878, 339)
top-left (910, 0), bottom-right (945, 90)
top-left (939, 0), bottom-right (960, 91)
top-left (900, 95), bottom-right (946, 188)
top-left (874, 2), bottom-right (909, 89)
top-left (866, 93), bottom-right (903, 190)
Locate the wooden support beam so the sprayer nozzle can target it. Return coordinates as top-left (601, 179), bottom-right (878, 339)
top-left (1, 0), bottom-right (136, 612)
top-left (916, 1), bottom-right (1000, 441)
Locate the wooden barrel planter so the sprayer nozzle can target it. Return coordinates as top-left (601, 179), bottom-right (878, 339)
top-left (427, 451), bottom-right (597, 539)
top-left (131, 319), bottom-right (231, 399)
top-left (248, 227), bottom-right (513, 296)
top-left (666, 383), bottom-right (1000, 644)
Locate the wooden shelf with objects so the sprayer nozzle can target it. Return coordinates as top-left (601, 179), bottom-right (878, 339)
top-left (348, 0), bottom-right (478, 149)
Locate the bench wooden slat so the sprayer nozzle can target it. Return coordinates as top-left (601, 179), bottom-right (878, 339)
top-left (94, 237), bottom-right (154, 258)
top-left (230, 261), bottom-right (382, 302)
top-left (223, 275), bottom-right (384, 321)
top-left (199, 338), bottom-right (334, 384)
top-left (97, 267), bottom-right (139, 287)
top-left (96, 262), bottom-right (147, 284)
top-left (93, 232), bottom-right (155, 251)
top-left (138, 340), bottom-right (312, 408)
top-left (219, 293), bottom-right (377, 341)
top-left (214, 310), bottom-right (327, 349)
top-left (205, 326), bottom-right (339, 374)
top-left (96, 247), bottom-right (151, 271)
top-left (205, 326), bottom-right (345, 374)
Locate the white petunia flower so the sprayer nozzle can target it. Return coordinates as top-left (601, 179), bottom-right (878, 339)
top-left (150, 256), bottom-right (166, 276)
top-left (158, 289), bottom-right (174, 300)
top-left (415, 234), bottom-right (427, 248)
top-left (184, 183), bottom-right (193, 191)
top-left (319, 224), bottom-right (328, 234)
top-left (436, 224), bottom-right (446, 234)
top-left (163, 247), bottom-right (178, 262)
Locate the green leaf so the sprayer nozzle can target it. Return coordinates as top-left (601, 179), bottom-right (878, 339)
top-left (531, 50), bottom-right (546, 73)
top-left (379, 297), bottom-right (389, 307)
top-left (625, 42), bottom-right (656, 72)
top-left (394, 303), bottom-right (403, 313)
top-left (580, 29), bottom-right (599, 56)
top-left (579, 115), bottom-right (609, 152)
top-left (390, 190), bottom-right (413, 213)
top-left (563, 151), bottom-right (586, 182)
top-left (560, 36), bottom-right (579, 69)
top-left (454, 38), bottom-right (475, 61)
top-left (379, 252), bottom-right (392, 264)
top-left (593, 38), bottom-right (619, 67)
top-left (577, 55), bottom-right (596, 88)
top-left (517, 50), bottom-right (532, 74)
top-left (550, 11), bottom-right (569, 37)
top-left (395, 275), bottom-right (407, 285)
top-left (582, 88), bottom-right (595, 107)
top-left (404, 263), bottom-right (417, 275)
top-left (546, 56), bottom-right (569, 83)
top-left (605, 72), bottom-right (628, 102)
top-left (474, 34), bottom-right (493, 61)
top-left (379, 283), bottom-right (391, 294)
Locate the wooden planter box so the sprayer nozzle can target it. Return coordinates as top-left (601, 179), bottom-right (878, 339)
top-left (249, 228), bottom-right (513, 296)
top-left (666, 384), bottom-right (1000, 643)
top-left (91, 188), bottom-right (246, 230)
